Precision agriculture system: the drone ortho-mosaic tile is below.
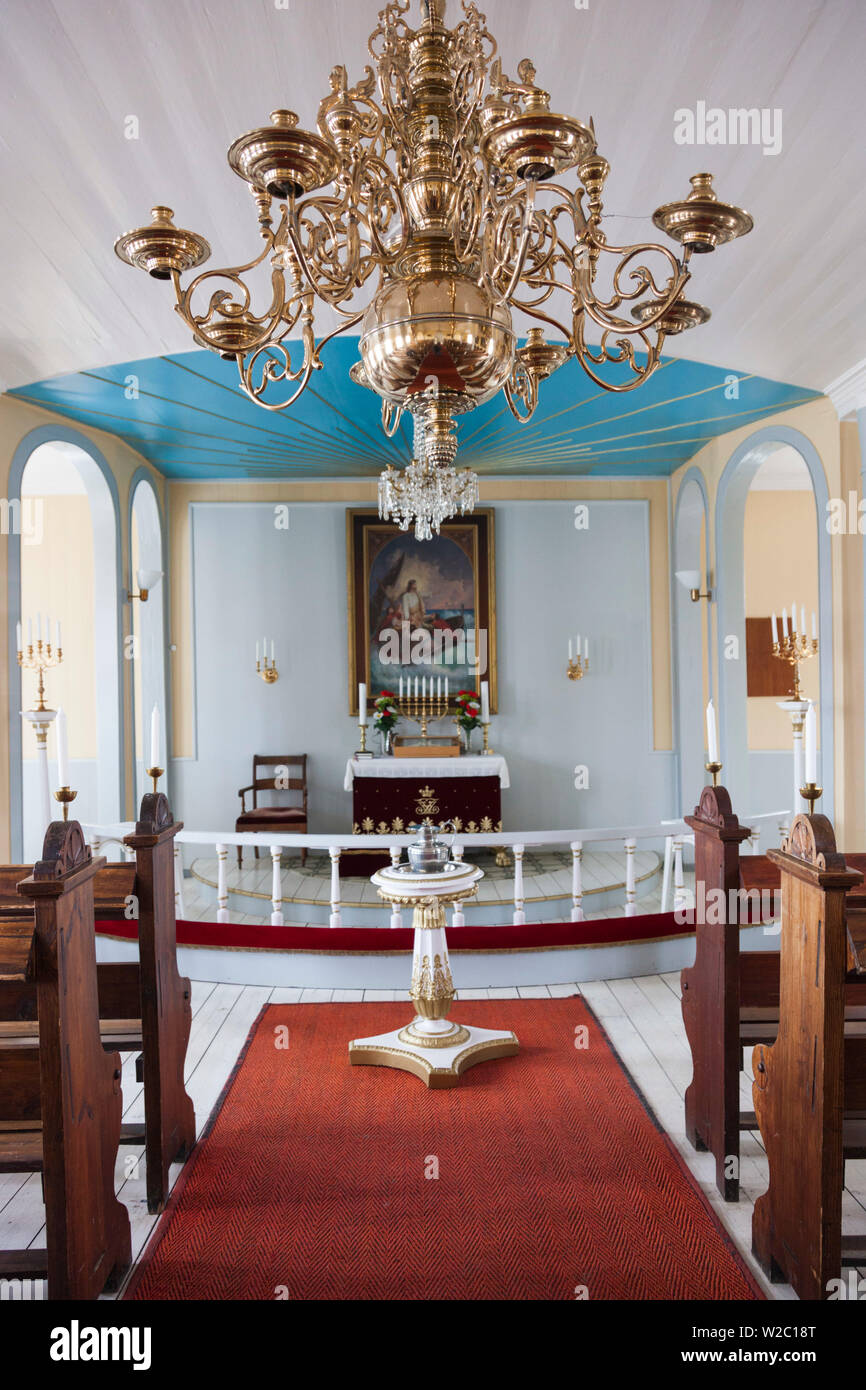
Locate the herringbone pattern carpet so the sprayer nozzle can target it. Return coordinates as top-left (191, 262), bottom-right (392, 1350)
top-left (127, 999), bottom-right (762, 1301)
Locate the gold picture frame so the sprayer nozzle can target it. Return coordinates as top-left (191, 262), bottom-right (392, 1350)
top-left (346, 509), bottom-right (497, 716)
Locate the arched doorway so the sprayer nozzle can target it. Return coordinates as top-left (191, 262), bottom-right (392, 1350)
top-left (130, 474), bottom-right (167, 809)
top-left (7, 428), bottom-right (123, 859)
top-left (673, 470), bottom-right (711, 814)
top-left (715, 426), bottom-right (831, 819)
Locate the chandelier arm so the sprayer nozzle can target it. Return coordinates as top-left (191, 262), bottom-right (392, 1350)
top-left (168, 215), bottom-right (290, 351)
top-left (381, 400), bottom-right (404, 438)
top-left (509, 300), bottom-right (575, 347)
top-left (573, 316), bottom-right (665, 393)
top-left (283, 196), bottom-right (364, 306)
top-left (485, 182), bottom-right (538, 308)
top-left (503, 362), bottom-right (539, 424)
top-left (576, 238), bottom-right (691, 330)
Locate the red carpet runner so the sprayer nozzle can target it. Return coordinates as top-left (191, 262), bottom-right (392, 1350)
top-left (128, 999), bottom-right (762, 1301)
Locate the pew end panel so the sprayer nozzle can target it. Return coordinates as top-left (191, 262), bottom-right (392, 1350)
top-left (682, 785), bottom-right (752, 1200)
top-left (124, 793), bottom-right (195, 1214)
top-left (752, 815), bottom-right (863, 1300)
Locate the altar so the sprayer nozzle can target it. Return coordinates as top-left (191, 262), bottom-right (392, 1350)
top-left (344, 754), bottom-right (509, 835)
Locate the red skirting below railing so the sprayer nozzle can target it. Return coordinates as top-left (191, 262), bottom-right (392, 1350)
top-left (96, 910), bottom-right (696, 953)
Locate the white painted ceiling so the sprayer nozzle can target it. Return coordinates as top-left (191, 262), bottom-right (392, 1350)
top-left (1, 0), bottom-right (864, 394)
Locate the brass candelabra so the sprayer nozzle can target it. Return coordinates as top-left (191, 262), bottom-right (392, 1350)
top-left (773, 631), bottom-right (818, 701)
top-left (17, 637), bottom-right (63, 712)
top-left (567, 652), bottom-right (590, 682)
top-left (399, 692), bottom-right (450, 740)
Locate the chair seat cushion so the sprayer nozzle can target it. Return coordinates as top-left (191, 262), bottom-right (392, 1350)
top-left (236, 808), bottom-right (306, 824)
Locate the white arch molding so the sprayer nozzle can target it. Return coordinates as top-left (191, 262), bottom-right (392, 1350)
top-left (713, 425), bottom-right (833, 819)
top-left (673, 468), bottom-right (711, 814)
top-left (129, 472), bottom-right (168, 808)
top-left (7, 425), bottom-right (125, 860)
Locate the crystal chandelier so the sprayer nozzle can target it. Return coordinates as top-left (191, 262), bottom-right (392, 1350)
top-left (379, 413), bottom-right (478, 539)
top-left (115, 0), bottom-right (753, 536)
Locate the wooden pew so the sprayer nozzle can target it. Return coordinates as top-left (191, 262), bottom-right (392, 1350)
top-left (681, 785), bottom-right (866, 1201)
top-left (0, 792), bottom-right (195, 1213)
top-left (0, 820), bottom-right (131, 1299)
top-left (752, 812), bottom-right (866, 1299)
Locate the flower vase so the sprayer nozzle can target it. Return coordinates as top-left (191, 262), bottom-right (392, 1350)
top-left (380, 728), bottom-right (392, 756)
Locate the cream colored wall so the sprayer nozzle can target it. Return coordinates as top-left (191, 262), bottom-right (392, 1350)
top-left (744, 490), bottom-right (818, 750)
top-left (670, 395), bottom-right (862, 844)
top-left (0, 393), bottom-right (165, 858)
top-left (166, 475), bottom-right (674, 761)
top-left (19, 495), bottom-right (97, 759)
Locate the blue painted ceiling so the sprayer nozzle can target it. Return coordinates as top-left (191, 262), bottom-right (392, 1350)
top-left (10, 339), bottom-right (819, 480)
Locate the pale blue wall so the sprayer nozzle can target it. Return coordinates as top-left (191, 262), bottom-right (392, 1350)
top-left (170, 498), bottom-right (676, 836)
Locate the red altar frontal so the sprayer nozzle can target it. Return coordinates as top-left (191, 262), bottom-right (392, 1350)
top-left (342, 755), bottom-right (511, 875)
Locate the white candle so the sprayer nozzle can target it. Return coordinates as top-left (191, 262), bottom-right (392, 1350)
top-left (358, 683), bottom-right (367, 724)
top-left (771, 612), bottom-right (778, 645)
top-left (399, 676), bottom-right (403, 698)
top-left (445, 677), bottom-right (449, 699)
top-left (437, 677), bottom-right (441, 698)
top-left (27, 618), bottom-right (32, 647)
top-left (56, 707), bottom-right (69, 789)
top-left (45, 614), bottom-right (50, 644)
top-left (805, 703), bottom-right (817, 784)
top-left (812, 611), bottom-right (817, 640)
top-left (584, 637), bottom-right (589, 659)
top-left (56, 619), bottom-right (61, 650)
top-left (481, 681), bottom-right (490, 723)
top-left (791, 596), bottom-right (797, 632)
top-left (422, 676), bottom-right (426, 697)
top-left (256, 640), bottom-right (260, 663)
top-left (37, 613), bottom-right (42, 641)
top-left (270, 639), bottom-right (275, 663)
top-left (800, 606), bottom-right (806, 637)
top-left (782, 607), bottom-right (788, 637)
top-left (16, 621), bottom-right (22, 652)
top-left (150, 705), bottom-right (160, 768)
top-left (415, 677), bottom-right (419, 698)
top-left (706, 699), bottom-right (719, 763)
top-left (568, 639), bottom-right (573, 661)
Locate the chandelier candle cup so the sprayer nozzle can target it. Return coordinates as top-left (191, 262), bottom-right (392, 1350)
top-left (115, 0), bottom-right (754, 541)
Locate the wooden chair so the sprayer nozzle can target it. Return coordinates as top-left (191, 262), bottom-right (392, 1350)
top-left (0, 820), bottom-right (131, 1299)
top-left (753, 812), bottom-right (866, 1298)
top-left (236, 754), bottom-right (308, 868)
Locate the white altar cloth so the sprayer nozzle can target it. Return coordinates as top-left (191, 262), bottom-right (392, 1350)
top-left (344, 754), bottom-right (510, 791)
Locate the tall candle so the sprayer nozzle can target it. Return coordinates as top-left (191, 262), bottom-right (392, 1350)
top-left (771, 612), bottom-right (778, 645)
top-left (422, 676), bottom-right (426, 698)
top-left (800, 606), bottom-right (806, 637)
top-left (150, 705), bottom-right (160, 768)
top-left (568, 638), bottom-right (573, 661)
top-left (270, 639), bottom-right (275, 663)
top-left (27, 618), bottom-right (32, 647)
top-left (791, 596), bottom-right (797, 632)
top-left (584, 637), bottom-right (589, 659)
top-left (256, 640), bottom-right (260, 663)
top-left (706, 699), bottom-right (719, 763)
top-left (437, 677), bottom-right (441, 698)
top-left (415, 677), bottom-right (419, 698)
top-left (812, 611), bottom-right (817, 640)
top-left (399, 676), bottom-right (403, 698)
top-left (782, 607), bottom-right (788, 637)
top-left (56, 707), bottom-right (69, 789)
top-left (805, 703), bottom-right (817, 783)
top-left (37, 613), bottom-right (42, 641)
top-left (480, 681), bottom-right (490, 723)
top-left (56, 619), bottom-right (62, 650)
top-left (16, 621), bottom-right (22, 652)
top-left (445, 677), bottom-right (449, 699)
top-left (358, 683), bottom-right (367, 724)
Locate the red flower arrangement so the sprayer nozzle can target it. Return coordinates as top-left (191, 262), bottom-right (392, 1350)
top-left (454, 689), bottom-right (482, 732)
top-left (373, 690), bottom-right (399, 734)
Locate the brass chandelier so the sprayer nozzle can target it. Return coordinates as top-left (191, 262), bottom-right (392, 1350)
top-left (115, 0), bottom-right (753, 536)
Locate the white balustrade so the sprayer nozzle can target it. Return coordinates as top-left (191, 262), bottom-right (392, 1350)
top-left (672, 837), bottom-right (685, 913)
top-left (570, 840), bottom-right (584, 922)
top-left (79, 807), bottom-right (791, 932)
top-left (512, 843), bottom-right (526, 926)
top-left (216, 844), bottom-right (229, 923)
top-left (270, 846), bottom-right (284, 926)
top-left (329, 847), bottom-right (342, 929)
top-left (624, 837), bottom-right (637, 917)
top-left (174, 842), bottom-right (186, 919)
top-left (387, 846), bottom-right (403, 928)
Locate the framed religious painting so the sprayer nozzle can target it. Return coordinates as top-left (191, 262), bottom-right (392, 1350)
top-left (346, 509), bottom-right (497, 715)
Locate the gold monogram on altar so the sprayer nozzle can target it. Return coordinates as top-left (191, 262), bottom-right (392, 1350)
top-left (414, 785), bottom-right (439, 819)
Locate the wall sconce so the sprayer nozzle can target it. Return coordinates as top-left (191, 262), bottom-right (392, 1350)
top-left (567, 633), bottom-right (590, 682)
top-left (257, 638), bottom-right (279, 684)
top-left (675, 569), bottom-right (713, 603)
top-left (128, 568), bottom-right (164, 602)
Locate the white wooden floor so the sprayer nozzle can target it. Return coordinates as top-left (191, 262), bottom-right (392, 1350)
top-left (4, 970), bottom-right (864, 1301)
